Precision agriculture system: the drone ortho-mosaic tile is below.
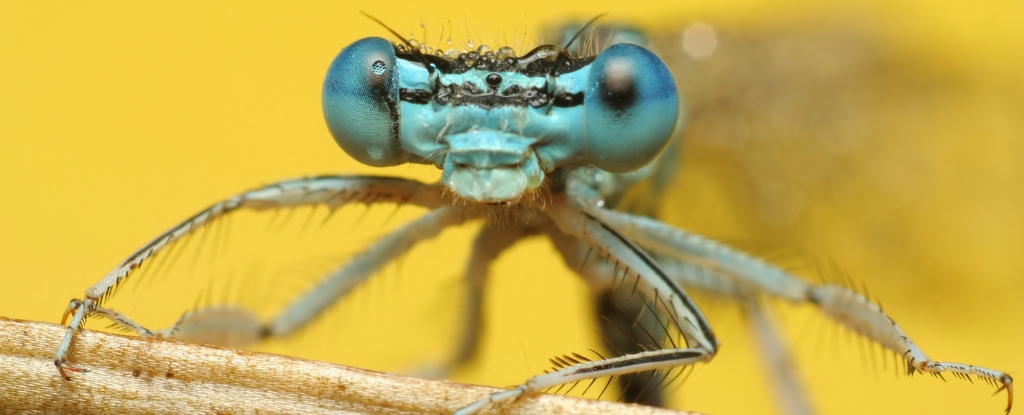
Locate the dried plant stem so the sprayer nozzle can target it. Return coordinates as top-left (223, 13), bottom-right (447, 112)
top-left (0, 317), bottom-right (697, 415)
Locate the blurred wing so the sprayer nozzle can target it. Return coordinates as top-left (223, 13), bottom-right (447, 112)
top-left (653, 15), bottom-right (1024, 290)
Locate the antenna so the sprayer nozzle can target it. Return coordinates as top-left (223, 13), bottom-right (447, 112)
top-left (361, 11), bottom-right (436, 80)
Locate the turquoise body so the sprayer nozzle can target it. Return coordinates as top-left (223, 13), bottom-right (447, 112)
top-left (323, 36), bottom-right (680, 203)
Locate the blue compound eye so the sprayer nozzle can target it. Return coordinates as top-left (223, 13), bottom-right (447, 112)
top-left (583, 43), bottom-right (679, 173)
top-left (322, 37), bottom-right (405, 167)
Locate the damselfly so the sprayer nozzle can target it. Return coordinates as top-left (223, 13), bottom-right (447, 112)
top-left (42, 8), bottom-right (1019, 415)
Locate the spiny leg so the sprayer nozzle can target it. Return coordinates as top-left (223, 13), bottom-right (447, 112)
top-left (167, 205), bottom-right (468, 348)
top-left (56, 175), bottom-right (446, 379)
top-left (652, 253), bottom-right (817, 414)
top-left (95, 205), bottom-right (467, 355)
top-left (264, 206), bottom-right (464, 339)
top-left (455, 193), bottom-right (719, 415)
top-left (810, 284), bottom-right (1013, 413)
top-left (589, 207), bottom-right (1014, 413)
top-left (594, 287), bottom-right (672, 406)
top-left (548, 228), bottom-right (673, 406)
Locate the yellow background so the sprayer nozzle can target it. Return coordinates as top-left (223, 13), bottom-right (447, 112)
top-left (1, 2), bottom-right (1022, 415)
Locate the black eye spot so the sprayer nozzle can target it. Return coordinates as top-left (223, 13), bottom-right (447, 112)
top-left (367, 58), bottom-right (389, 89)
top-left (371, 60), bottom-right (387, 75)
top-left (485, 73), bottom-right (502, 87)
top-left (600, 59), bottom-right (637, 112)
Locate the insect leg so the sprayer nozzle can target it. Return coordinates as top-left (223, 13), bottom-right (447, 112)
top-left (264, 205), bottom-right (464, 339)
top-left (56, 175), bottom-right (445, 379)
top-left (593, 284), bottom-right (674, 405)
top-left (655, 254), bottom-right (815, 413)
top-left (589, 208), bottom-right (1014, 413)
top-left (455, 195), bottom-right (718, 415)
top-left (547, 226), bottom-right (671, 405)
top-left (86, 303), bottom-right (261, 347)
top-left (87, 206), bottom-right (466, 356)
top-left (88, 305), bottom-right (161, 337)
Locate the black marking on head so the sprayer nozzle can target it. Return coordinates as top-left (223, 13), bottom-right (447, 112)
top-left (485, 73), bottom-right (502, 87)
top-left (392, 39), bottom-right (598, 109)
top-left (399, 84), bottom-right (583, 109)
top-left (395, 44), bottom-right (596, 77)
